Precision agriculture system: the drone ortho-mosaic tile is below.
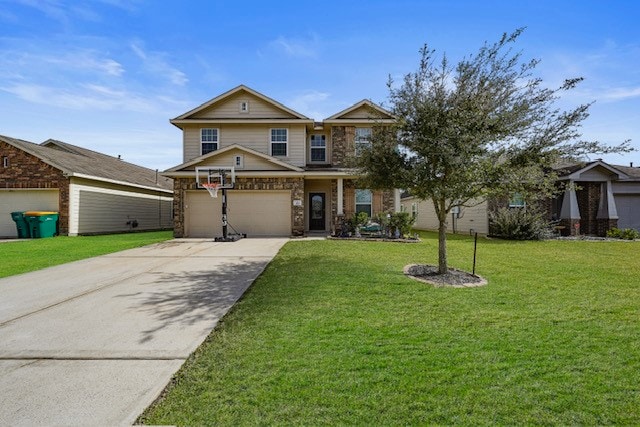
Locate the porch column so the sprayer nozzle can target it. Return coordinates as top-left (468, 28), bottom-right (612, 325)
top-left (337, 178), bottom-right (344, 215)
top-left (394, 188), bottom-right (401, 212)
top-left (596, 181), bottom-right (618, 236)
top-left (597, 181), bottom-right (618, 219)
top-left (560, 180), bottom-right (581, 236)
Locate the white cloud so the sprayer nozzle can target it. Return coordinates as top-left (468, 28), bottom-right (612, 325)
top-left (130, 41), bottom-right (188, 86)
top-left (286, 90), bottom-right (331, 120)
top-left (268, 34), bottom-right (321, 59)
top-left (598, 86), bottom-right (640, 102)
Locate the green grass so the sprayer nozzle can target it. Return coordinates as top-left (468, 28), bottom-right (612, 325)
top-left (0, 231), bottom-right (173, 278)
top-left (141, 232), bottom-right (640, 425)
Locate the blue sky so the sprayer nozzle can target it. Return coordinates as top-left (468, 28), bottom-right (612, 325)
top-left (1, 0), bottom-right (639, 171)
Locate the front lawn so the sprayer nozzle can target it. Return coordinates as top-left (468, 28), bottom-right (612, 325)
top-left (0, 231), bottom-right (173, 278)
top-left (141, 232), bottom-right (640, 425)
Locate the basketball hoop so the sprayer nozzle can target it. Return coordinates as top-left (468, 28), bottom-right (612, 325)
top-left (202, 182), bottom-right (220, 198)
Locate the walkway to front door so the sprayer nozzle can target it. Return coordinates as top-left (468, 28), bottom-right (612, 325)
top-left (309, 193), bottom-right (325, 231)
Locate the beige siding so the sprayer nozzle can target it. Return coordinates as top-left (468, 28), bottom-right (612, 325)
top-left (191, 92), bottom-right (297, 119)
top-left (195, 149), bottom-right (290, 171)
top-left (0, 189), bottom-right (59, 237)
top-left (340, 106), bottom-right (378, 119)
top-left (183, 124), bottom-right (307, 166)
top-left (69, 179), bottom-right (172, 235)
top-left (401, 197), bottom-right (489, 234)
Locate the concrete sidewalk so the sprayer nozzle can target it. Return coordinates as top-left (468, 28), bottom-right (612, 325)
top-left (0, 238), bottom-right (288, 426)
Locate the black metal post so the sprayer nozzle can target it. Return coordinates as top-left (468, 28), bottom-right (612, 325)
top-left (221, 188), bottom-right (228, 240)
top-left (472, 232), bottom-right (478, 276)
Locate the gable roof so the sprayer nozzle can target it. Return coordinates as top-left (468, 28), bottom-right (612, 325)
top-left (0, 135), bottom-right (173, 192)
top-left (163, 144), bottom-right (304, 174)
top-left (324, 99), bottom-right (395, 122)
top-left (171, 85), bottom-right (312, 123)
top-left (555, 159), bottom-right (631, 181)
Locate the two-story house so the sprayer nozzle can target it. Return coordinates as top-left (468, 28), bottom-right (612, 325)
top-left (163, 85), bottom-right (400, 237)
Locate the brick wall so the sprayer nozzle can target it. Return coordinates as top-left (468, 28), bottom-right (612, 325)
top-left (576, 182), bottom-right (600, 236)
top-left (331, 126), bottom-right (355, 167)
top-left (0, 141), bottom-right (70, 234)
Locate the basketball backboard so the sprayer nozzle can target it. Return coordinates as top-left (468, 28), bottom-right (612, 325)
top-left (195, 166), bottom-right (235, 190)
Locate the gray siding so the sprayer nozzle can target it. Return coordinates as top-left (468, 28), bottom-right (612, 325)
top-left (77, 190), bottom-right (172, 234)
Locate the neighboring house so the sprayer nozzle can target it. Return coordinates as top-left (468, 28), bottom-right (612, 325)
top-left (0, 135), bottom-right (173, 237)
top-left (400, 159), bottom-right (640, 237)
top-left (163, 85), bottom-right (401, 237)
top-left (400, 196), bottom-right (489, 235)
top-left (551, 160), bottom-right (640, 236)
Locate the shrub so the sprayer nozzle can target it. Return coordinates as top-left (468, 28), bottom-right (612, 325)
top-left (340, 212), bottom-right (370, 236)
top-left (607, 227), bottom-right (640, 240)
top-left (489, 207), bottom-right (552, 240)
top-left (388, 212), bottom-right (416, 237)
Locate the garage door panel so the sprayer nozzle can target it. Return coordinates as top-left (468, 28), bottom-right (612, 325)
top-left (186, 191), bottom-right (290, 237)
top-left (615, 194), bottom-right (640, 231)
top-left (0, 190), bottom-right (59, 237)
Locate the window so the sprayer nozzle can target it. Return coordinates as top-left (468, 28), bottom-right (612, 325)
top-left (234, 155), bottom-right (244, 169)
top-left (2, 156), bottom-right (8, 168)
top-left (509, 193), bottom-right (526, 208)
top-left (271, 128), bottom-right (288, 156)
top-left (355, 189), bottom-right (373, 217)
top-left (411, 202), bottom-right (418, 217)
top-left (310, 134), bottom-right (326, 162)
top-left (201, 128), bottom-right (218, 155)
top-left (355, 127), bottom-right (372, 155)
top-left (239, 101), bottom-right (249, 113)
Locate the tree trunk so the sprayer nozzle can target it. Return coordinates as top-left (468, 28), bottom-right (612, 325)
top-left (438, 218), bottom-right (448, 274)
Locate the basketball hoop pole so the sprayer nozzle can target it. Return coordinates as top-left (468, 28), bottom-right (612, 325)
top-left (221, 187), bottom-right (228, 240)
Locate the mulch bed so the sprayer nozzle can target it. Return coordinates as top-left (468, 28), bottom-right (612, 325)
top-left (404, 264), bottom-right (487, 288)
top-left (327, 236), bottom-right (421, 243)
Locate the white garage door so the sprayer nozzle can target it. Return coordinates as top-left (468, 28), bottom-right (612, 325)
top-left (185, 190), bottom-right (291, 237)
top-left (0, 190), bottom-right (59, 237)
top-left (615, 194), bottom-right (640, 231)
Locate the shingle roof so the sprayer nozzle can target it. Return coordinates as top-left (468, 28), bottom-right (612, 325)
top-left (1, 135), bottom-right (173, 192)
top-left (554, 159), bottom-right (640, 180)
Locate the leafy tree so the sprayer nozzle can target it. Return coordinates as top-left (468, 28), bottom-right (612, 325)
top-left (357, 28), bottom-right (630, 274)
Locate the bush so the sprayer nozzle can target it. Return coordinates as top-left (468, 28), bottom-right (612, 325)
top-left (340, 212), bottom-right (370, 236)
top-left (388, 212), bottom-right (416, 237)
top-left (606, 227), bottom-right (640, 240)
top-left (489, 207), bottom-right (552, 240)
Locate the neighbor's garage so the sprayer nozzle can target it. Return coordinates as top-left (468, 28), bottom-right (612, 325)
top-left (185, 190), bottom-right (291, 237)
top-left (614, 194), bottom-right (640, 231)
top-left (0, 189), bottom-right (59, 237)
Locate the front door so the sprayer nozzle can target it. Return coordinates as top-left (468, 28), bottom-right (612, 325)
top-left (309, 193), bottom-right (325, 231)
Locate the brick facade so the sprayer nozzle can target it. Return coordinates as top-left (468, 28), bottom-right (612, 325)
top-left (331, 126), bottom-right (355, 167)
top-left (576, 182), bottom-right (601, 235)
top-left (0, 141), bottom-right (70, 234)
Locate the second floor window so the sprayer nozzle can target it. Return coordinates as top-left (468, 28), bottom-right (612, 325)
top-left (201, 128), bottom-right (218, 155)
top-left (355, 127), bottom-right (372, 155)
top-left (271, 128), bottom-right (288, 156)
top-left (310, 135), bottom-right (326, 162)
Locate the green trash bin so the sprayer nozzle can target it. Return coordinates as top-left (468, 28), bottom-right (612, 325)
top-left (10, 211), bottom-right (31, 238)
top-left (24, 211), bottom-right (59, 238)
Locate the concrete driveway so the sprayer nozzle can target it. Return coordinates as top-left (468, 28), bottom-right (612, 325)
top-left (0, 237), bottom-right (288, 426)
